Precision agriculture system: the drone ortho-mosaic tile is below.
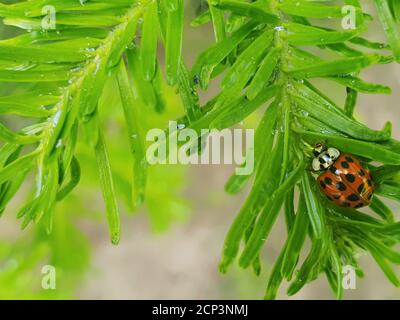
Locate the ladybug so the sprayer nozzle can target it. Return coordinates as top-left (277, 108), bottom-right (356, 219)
top-left (312, 144), bottom-right (374, 208)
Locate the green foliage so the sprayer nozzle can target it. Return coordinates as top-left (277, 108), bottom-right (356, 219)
top-left (0, 0), bottom-right (195, 243)
top-left (1, 0), bottom-right (400, 300)
top-left (190, 0), bottom-right (400, 299)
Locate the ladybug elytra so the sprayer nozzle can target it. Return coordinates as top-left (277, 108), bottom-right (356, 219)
top-left (312, 144), bottom-right (374, 208)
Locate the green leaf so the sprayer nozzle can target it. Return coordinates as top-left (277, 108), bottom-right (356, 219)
top-left (389, 0), bottom-right (400, 22)
top-left (108, 5), bottom-right (142, 67)
top-left (295, 129), bottom-right (400, 165)
top-left (284, 188), bottom-right (296, 232)
top-left (376, 183), bottom-right (400, 202)
top-left (151, 62), bottom-right (167, 113)
top-left (3, 14), bottom-right (122, 30)
top-left (212, 0), bottom-right (278, 23)
top-left (280, 1), bottom-right (361, 20)
top-left (358, 232), bottom-right (400, 264)
top-left (0, 101), bottom-right (53, 118)
top-left (140, 0), bottom-right (159, 81)
top-left (0, 28), bottom-right (108, 45)
top-left (374, 0), bottom-right (400, 62)
top-left (350, 36), bottom-right (389, 50)
top-left (281, 194), bottom-right (309, 280)
top-left (296, 114), bottom-right (344, 136)
top-left (290, 85), bottom-right (392, 142)
top-left (371, 250), bottom-right (400, 287)
top-left (117, 62), bottom-right (147, 208)
top-left (246, 47), bottom-right (280, 100)
top-left (31, 155), bottom-right (60, 230)
top-left (177, 62), bottom-right (202, 123)
top-left (0, 123), bottom-right (41, 144)
top-left (126, 47), bottom-right (158, 110)
top-left (330, 76), bottom-right (392, 94)
top-left (192, 20), bottom-right (258, 90)
top-left (191, 9), bottom-right (211, 27)
top-left (328, 243), bottom-right (344, 300)
top-left (285, 22), bottom-right (358, 46)
top-left (344, 87), bottom-right (358, 117)
top-left (290, 80), bottom-right (344, 116)
top-left (0, 143), bottom-right (20, 168)
top-left (211, 85), bottom-right (279, 129)
top-left (0, 0), bottom-right (132, 17)
top-left (0, 170), bottom-right (27, 214)
top-left (301, 172), bottom-right (325, 239)
top-left (286, 55), bottom-right (379, 79)
top-left (287, 239), bottom-right (325, 296)
top-left (208, 0), bottom-right (226, 42)
top-left (264, 243), bottom-right (286, 300)
top-left (0, 150), bottom-right (39, 185)
top-left (56, 156), bottom-right (81, 202)
top-left (0, 68), bottom-right (71, 82)
top-left (221, 29), bottom-right (274, 90)
top-left (0, 44), bottom-right (90, 63)
top-left (244, 217), bottom-right (262, 276)
top-left (165, 0), bottom-right (184, 85)
top-left (369, 196), bottom-right (395, 223)
top-left (95, 129), bottom-right (121, 245)
top-left (371, 164), bottom-right (400, 182)
top-left (335, 206), bottom-right (385, 227)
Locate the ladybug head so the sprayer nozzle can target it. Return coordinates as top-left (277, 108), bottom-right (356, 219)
top-left (312, 144), bottom-right (341, 172)
top-left (312, 143), bottom-right (327, 157)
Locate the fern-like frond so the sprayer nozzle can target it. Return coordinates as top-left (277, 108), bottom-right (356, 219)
top-left (188, 0), bottom-right (400, 299)
top-left (0, 0), bottom-right (195, 244)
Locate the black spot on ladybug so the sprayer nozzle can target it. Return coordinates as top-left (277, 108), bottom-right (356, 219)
top-left (355, 203), bottom-right (364, 209)
top-left (341, 161), bottom-right (349, 169)
top-left (345, 156), bottom-right (354, 163)
top-left (347, 194), bottom-right (360, 202)
top-left (324, 177), bottom-right (332, 185)
top-left (320, 181), bottom-right (326, 189)
top-left (346, 173), bottom-right (355, 183)
top-left (358, 170), bottom-right (365, 177)
top-left (329, 166), bottom-right (338, 175)
top-left (336, 182), bottom-right (346, 191)
top-left (357, 183), bottom-right (365, 194)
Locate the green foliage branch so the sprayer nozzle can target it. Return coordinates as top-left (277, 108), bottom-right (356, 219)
top-left (191, 0), bottom-right (400, 299)
top-left (0, 0), bottom-right (400, 299)
top-left (0, 0), bottom-right (198, 244)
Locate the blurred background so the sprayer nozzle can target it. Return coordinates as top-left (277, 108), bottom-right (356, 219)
top-left (0, 0), bottom-right (399, 299)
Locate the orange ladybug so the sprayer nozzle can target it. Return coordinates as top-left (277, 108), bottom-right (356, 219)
top-left (312, 144), bottom-right (374, 208)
